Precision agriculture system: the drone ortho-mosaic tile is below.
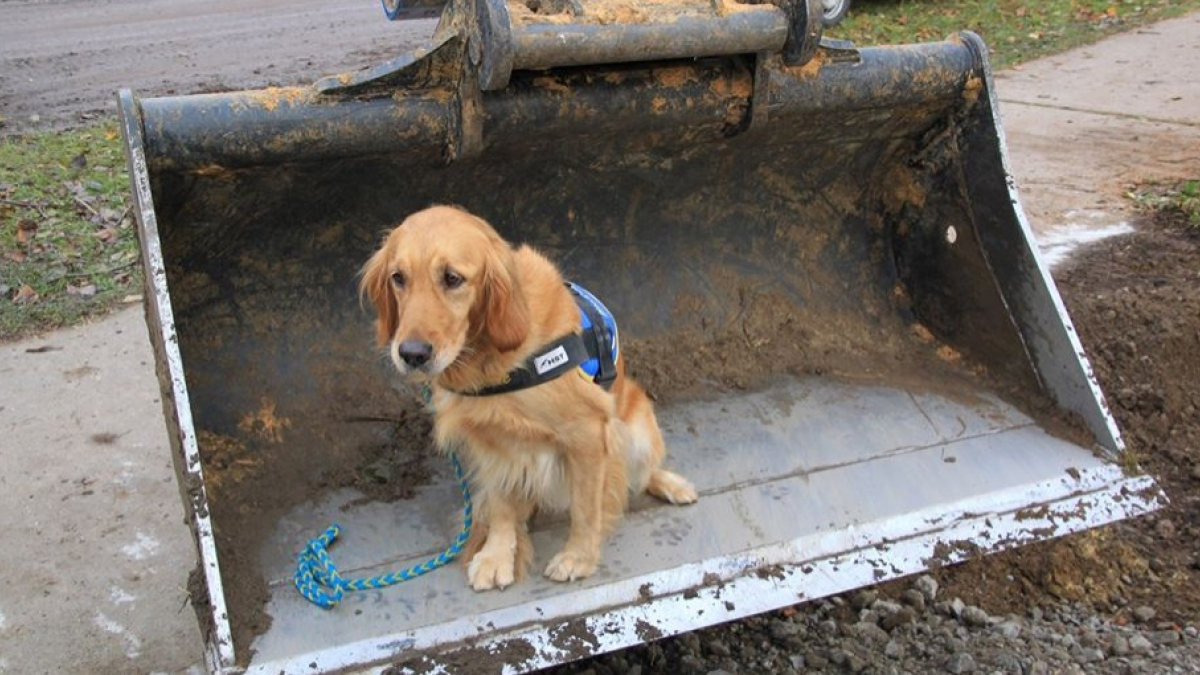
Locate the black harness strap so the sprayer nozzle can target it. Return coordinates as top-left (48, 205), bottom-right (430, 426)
top-left (458, 333), bottom-right (590, 397)
top-left (456, 285), bottom-right (618, 397)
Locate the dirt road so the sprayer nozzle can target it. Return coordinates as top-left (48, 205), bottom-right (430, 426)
top-left (0, 0), bottom-right (434, 134)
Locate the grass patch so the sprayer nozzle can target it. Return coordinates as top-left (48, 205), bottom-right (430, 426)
top-left (827, 0), bottom-right (1200, 69)
top-left (1128, 179), bottom-right (1200, 229)
top-left (0, 121), bottom-right (141, 341)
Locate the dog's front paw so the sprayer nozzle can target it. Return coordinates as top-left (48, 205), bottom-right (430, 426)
top-left (468, 549), bottom-right (516, 591)
top-left (544, 549), bottom-right (598, 582)
top-left (648, 469), bottom-right (698, 505)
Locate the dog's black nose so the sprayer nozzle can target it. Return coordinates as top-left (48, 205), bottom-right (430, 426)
top-left (398, 340), bottom-right (433, 368)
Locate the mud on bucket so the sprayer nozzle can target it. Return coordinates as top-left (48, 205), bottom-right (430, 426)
top-left (119, 22), bottom-right (1160, 675)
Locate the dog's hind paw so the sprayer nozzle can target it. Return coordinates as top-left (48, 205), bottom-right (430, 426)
top-left (647, 469), bottom-right (698, 505)
top-left (544, 549), bottom-right (598, 582)
top-left (468, 550), bottom-right (516, 591)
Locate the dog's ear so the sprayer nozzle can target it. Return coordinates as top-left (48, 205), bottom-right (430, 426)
top-left (360, 241), bottom-right (400, 348)
top-left (478, 242), bottom-right (529, 353)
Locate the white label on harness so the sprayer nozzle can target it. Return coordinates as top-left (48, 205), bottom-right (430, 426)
top-left (534, 346), bottom-right (569, 375)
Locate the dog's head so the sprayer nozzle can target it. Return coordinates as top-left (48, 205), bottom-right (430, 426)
top-left (360, 205), bottom-right (530, 379)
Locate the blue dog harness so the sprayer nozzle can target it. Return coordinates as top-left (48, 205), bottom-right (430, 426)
top-left (461, 282), bottom-right (619, 396)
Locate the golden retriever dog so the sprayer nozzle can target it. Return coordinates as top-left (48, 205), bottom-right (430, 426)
top-left (361, 205), bottom-right (697, 590)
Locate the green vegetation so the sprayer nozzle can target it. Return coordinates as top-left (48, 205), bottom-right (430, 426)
top-left (828, 0), bottom-right (1200, 70)
top-left (0, 122), bottom-right (140, 340)
top-left (1129, 179), bottom-right (1200, 229)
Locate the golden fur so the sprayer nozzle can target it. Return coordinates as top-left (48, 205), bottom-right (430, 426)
top-left (361, 205), bottom-right (697, 590)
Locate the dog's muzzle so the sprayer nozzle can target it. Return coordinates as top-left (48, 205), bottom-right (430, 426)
top-left (397, 339), bottom-right (434, 370)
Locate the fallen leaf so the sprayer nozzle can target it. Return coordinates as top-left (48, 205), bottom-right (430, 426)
top-left (4, 249), bottom-right (27, 263)
top-left (15, 218), bottom-right (38, 244)
top-left (1015, 6), bottom-right (1027, 16)
top-left (105, 130), bottom-right (119, 141)
top-left (1107, 5), bottom-right (1118, 17)
top-left (13, 284), bottom-right (39, 304)
top-left (67, 283), bottom-right (98, 297)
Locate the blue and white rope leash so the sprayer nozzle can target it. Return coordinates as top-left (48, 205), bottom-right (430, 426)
top-left (294, 451), bottom-right (473, 609)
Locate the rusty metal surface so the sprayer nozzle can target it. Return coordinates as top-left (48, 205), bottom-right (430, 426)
top-left (119, 18), bottom-right (1155, 675)
top-left (139, 40), bottom-right (971, 168)
top-left (510, 8), bottom-right (789, 70)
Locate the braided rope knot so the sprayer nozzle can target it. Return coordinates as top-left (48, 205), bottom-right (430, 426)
top-left (294, 452), bottom-right (473, 609)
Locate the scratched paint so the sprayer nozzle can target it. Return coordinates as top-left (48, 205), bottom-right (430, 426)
top-left (120, 532), bottom-right (161, 560)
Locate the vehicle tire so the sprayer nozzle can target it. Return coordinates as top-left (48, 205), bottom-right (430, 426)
top-left (821, 0), bottom-right (851, 26)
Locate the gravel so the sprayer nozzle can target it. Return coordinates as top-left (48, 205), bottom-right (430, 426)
top-left (548, 574), bottom-right (1200, 675)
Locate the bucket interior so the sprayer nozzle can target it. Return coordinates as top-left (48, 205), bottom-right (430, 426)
top-left (127, 47), bottom-right (1144, 671)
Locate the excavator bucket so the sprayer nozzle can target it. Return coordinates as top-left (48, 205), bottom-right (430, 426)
top-left (119, 0), bottom-right (1162, 672)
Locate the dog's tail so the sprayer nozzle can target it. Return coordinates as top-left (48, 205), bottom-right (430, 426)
top-left (602, 418), bottom-right (633, 536)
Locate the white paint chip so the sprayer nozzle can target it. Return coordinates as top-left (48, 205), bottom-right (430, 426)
top-left (113, 459), bottom-right (137, 487)
top-left (94, 611), bottom-right (143, 659)
top-left (121, 531), bottom-right (161, 560)
top-left (110, 586), bottom-right (137, 605)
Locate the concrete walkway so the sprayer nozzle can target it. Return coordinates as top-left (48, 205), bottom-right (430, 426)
top-left (0, 306), bottom-right (203, 674)
top-left (996, 13), bottom-right (1200, 263)
top-left (1, 12), bottom-right (1197, 674)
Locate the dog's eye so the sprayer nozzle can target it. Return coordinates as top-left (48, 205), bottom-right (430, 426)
top-left (390, 271), bottom-right (406, 288)
top-left (443, 269), bottom-right (465, 289)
